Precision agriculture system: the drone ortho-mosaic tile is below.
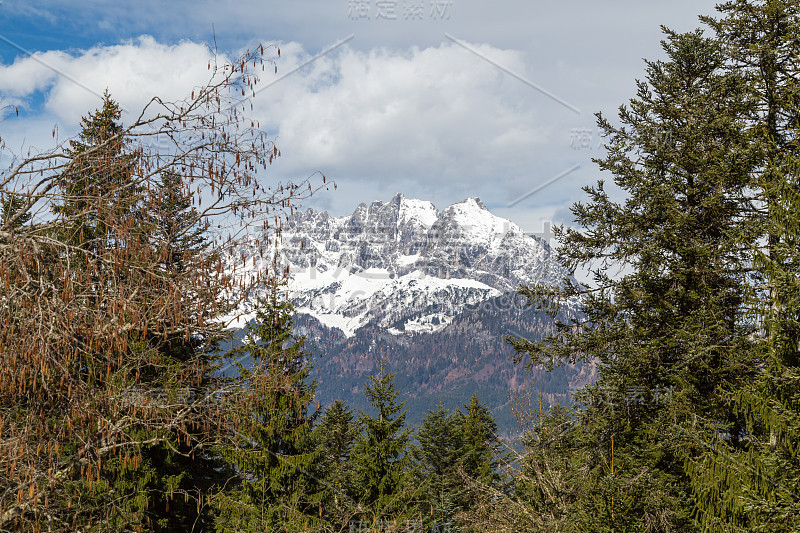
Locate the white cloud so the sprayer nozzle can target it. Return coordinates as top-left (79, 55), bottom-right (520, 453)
top-left (253, 42), bottom-right (551, 193)
top-left (0, 36), bottom-right (218, 125)
top-left (1, 36), bottom-right (561, 209)
top-left (0, 0), bottom-right (731, 271)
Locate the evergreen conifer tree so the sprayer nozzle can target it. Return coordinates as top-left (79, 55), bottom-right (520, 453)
top-left (689, 157), bottom-right (800, 530)
top-left (415, 404), bottom-right (464, 530)
top-left (54, 91), bottom-right (142, 259)
top-left (510, 404), bottom-right (586, 531)
top-left (350, 357), bottom-right (418, 526)
top-left (507, 28), bottom-right (761, 531)
top-left (701, 1), bottom-right (800, 276)
top-left (44, 95), bottom-right (228, 532)
top-left (132, 166), bottom-right (228, 532)
top-left (312, 399), bottom-right (360, 529)
top-left (677, 4), bottom-right (800, 529)
top-left (214, 277), bottom-right (322, 532)
top-left (155, 169), bottom-right (208, 274)
top-left (0, 195), bottom-right (32, 228)
top-left (457, 393), bottom-right (504, 493)
top-left (0, 45), bottom-right (318, 531)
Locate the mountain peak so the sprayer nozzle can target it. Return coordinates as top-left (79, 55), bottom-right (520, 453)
top-left (396, 196), bottom-right (438, 227)
top-left (226, 195), bottom-right (567, 337)
top-left (453, 197), bottom-right (487, 210)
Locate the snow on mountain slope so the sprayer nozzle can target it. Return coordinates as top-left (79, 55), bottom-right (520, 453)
top-left (225, 193), bottom-right (567, 337)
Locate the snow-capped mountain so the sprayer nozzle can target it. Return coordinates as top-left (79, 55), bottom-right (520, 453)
top-left (226, 193), bottom-right (567, 337)
top-left (222, 194), bottom-right (589, 436)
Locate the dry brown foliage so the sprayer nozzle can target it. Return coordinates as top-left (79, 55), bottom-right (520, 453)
top-left (0, 44), bottom-right (325, 530)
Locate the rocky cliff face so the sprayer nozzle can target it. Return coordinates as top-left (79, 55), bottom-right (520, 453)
top-left (228, 193), bottom-right (567, 335)
top-left (223, 194), bottom-right (589, 436)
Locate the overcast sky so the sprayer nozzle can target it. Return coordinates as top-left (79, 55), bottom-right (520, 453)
top-left (0, 0), bottom-right (722, 234)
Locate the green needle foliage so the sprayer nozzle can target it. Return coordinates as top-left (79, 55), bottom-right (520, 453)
top-left (415, 403), bottom-right (464, 530)
top-left (43, 94), bottom-right (220, 532)
top-left (457, 392), bottom-right (504, 496)
top-left (350, 357), bottom-right (419, 526)
top-left (215, 277), bottom-right (322, 533)
top-left (507, 28), bottom-right (762, 532)
top-left (0, 194), bottom-right (32, 228)
top-left (6, 5), bottom-right (800, 531)
top-left (53, 91), bottom-right (142, 259)
top-left (683, 3), bottom-right (800, 530)
top-left (689, 156), bottom-right (800, 532)
top-left (154, 168), bottom-right (209, 274)
top-left (311, 399), bottom-right (360, 529)
top-left (512, 404), bottom-right (587, 531)
top-left (415, 394), bottom-right (505, 531)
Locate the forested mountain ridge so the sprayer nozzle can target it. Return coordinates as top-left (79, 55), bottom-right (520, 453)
top-left (299, 293), bottom-right (592, 436)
